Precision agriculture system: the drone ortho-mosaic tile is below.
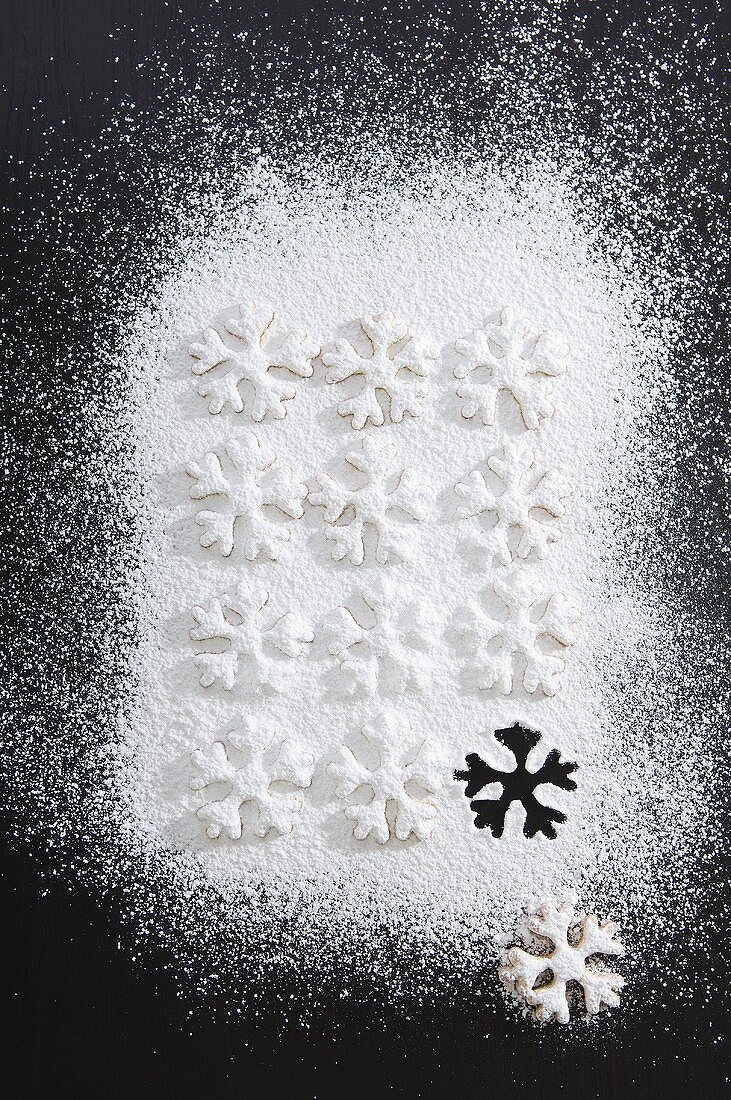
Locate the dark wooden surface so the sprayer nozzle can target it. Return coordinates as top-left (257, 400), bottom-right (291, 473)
top-left (3, 2), bottom-right (728, 1096)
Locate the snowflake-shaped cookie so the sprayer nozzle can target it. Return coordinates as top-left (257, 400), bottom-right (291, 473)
top-left (455, 439), bottom-right (570, 566)
top-left (323, 310), bottom-right (437, 429)
top-left (189, 300), bottom-right (318, 419)
top-left (501, 896), bottom-right (625, 1023)
top-left (454, 307), bottom-right (569, 430)
top-left (328, 712), bottom-right (447, 843)
top-left (321, 580), bottom-right (434, 697)
top-left (309, 437), bottom-right (425, 565)
top-left (186, 432), bottom-right (307, 559)
top-left (453, 575), bottom-right (580, 696)
top-left (190, 718), bottom-right (314, 839)
top-left (190, 582), bottom-right (313, 691)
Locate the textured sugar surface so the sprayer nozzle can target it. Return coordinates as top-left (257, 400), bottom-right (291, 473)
top-left (123, 167), bottom-right (665, 946)
top-left (7, 2), bottom-right (727, 1023)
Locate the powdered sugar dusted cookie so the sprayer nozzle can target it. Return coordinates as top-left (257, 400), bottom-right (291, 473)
top-left (328, 711), bottom-right (448, 843)
top-left (455, 438), bottom-right (570, 566)
top-left (190, 717), bottom-right (314, 840)
top-left (190, 582), bottom-right (313, 692)
top-left (186, 432), bottom-right (307, 560)
top-left (189, 300), bottom-right (318, 419)
top-left (500, 895), bottom-right (624, 1023)
top-left (320, 579), bottom-right (434, 697)
top-left (454, 306), bottom-right (569, 429)
top-left (309, 437), bottom-right (425, 565)
top-left (453, 574), bottom-right (580, 696)
top-left (323, 310), bottom-right (437, 429)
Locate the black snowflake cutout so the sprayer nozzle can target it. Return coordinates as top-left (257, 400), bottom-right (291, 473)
top-left (455, 722), bottom-right (577, 839)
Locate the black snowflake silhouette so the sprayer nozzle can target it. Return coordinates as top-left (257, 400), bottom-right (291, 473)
top-left (455, 722), bottom-right (577, 839)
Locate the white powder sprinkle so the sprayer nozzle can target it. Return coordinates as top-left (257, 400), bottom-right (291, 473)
top-left (110, 159), bottom-right (713, 1007)
top-left (7, 5), bottom-right (727, 1027)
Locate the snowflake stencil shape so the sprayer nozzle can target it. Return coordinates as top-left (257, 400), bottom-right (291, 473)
top-left (186, 432), bottom-right (307, 559)
top-left (190, 582), bottom-right (313, 691)
top-left (328, 713), bottom-right (447, 843)
top-left (455, 439), bottom-right (570, 566)
top-left (189, 300), bottom-right (318, 419)
top-left (321, 581), bottom-right (434, 697)
top-left (309, 437), bottom-right (425, 565)
top-left (190, 718), bottom-right (314, 839)
top-left (453, 575), bottom-right (581, 696)
top-left (455, 723), bottom-right (577, 839)
top-left (323, 310), bottom-right (437, 429)
top-left (454, 306), bottom-right (569, 430)
top-left (500, 896), bottom-right (625, 1024)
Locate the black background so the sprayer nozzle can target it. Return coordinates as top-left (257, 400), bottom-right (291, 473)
top-left (3, 2), bottom-right (728, 1096)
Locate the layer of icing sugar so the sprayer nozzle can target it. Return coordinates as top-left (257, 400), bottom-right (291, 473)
top-left (5, 0), bottom-right (726, 1036)
top-left (121, 164), bottom-right (669, 952)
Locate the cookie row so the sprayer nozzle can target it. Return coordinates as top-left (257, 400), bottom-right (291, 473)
top-left (189, 578), bottom-right (580, 699)
top-left (189, 303), bottom-right (569, 431)
top-left (188, 715), bottom-right (575, 844)
top-left (186, 432), bottom-right (570, 568)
